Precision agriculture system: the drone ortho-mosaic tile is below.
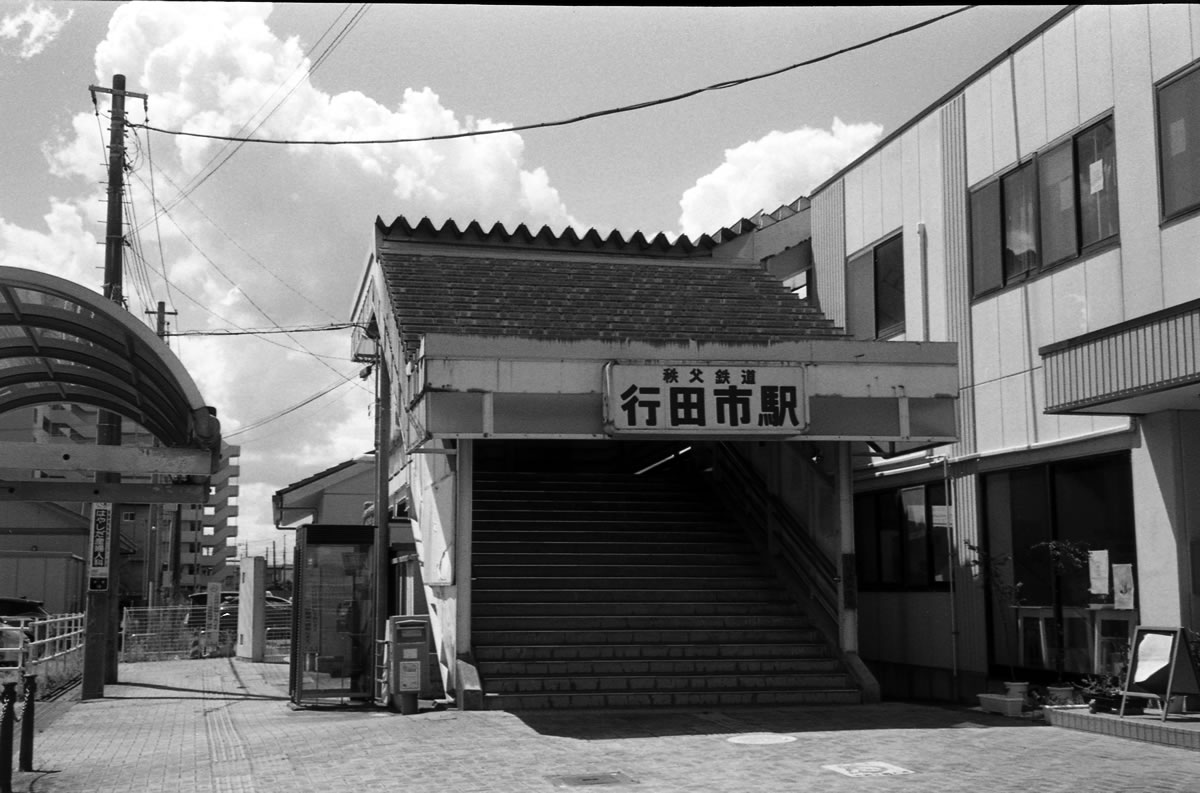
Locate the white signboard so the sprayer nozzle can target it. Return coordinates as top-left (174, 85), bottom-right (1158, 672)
top-left (604, 362), bottom-right (807, 436)
top-left (88, 502), bottom-right (112, 591)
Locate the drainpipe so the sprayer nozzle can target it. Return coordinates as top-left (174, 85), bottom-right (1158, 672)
top-left (837, 441), bottom-right (857, 654)
top-left (374, 360), bottom-right (391, 681)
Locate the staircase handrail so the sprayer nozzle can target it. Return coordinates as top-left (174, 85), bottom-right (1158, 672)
top-left (711, 443), bottom-right (839, 627)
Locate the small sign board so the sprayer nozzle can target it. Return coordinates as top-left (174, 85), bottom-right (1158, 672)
top-left (1122, 626), bottom-right (1200, 721)
top-left (603, 361), bottom-right (808, 436)
top-left (88, 502), bottom-right (113, 591)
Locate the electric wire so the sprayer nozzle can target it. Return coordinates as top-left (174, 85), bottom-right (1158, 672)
top-left (131, 6), bottom-right (974, 147)
top-left (150, 165), bottom-right (341, 321)
top-left (151, 3), bottom-right (371, 221)
top-left (224, 375), bottom-right (360, 439)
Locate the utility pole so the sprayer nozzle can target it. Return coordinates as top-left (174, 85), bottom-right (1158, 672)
top-left (82, 74), bottom-right (147, 700)
top-left (145, 302), bottom-right (178, 608)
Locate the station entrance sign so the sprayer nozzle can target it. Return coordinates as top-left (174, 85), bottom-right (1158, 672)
top-left (603, 361), bottom-right (808, 436)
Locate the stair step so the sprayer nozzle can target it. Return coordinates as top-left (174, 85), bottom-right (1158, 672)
top-left (471, 529), bottom-right (739, 543)
top-left (474, 576), bottom-right (781, 590)
top-left (473, 587), bottom-right (790, 604)
top-left (472, 552), bottom-right (762, 566)
top-left (473, 642), bottom-right (833, 662)
top-left (478, 657), bottom-right (841, 676)
top-left (485, 672), bottom-right (852, 694)
top-left (483, 688), bottom-right (862, 710)
top-left (470, 537), bottom-right (744, 549)
top-left (473, 601), bottom-right (800, 617)
top-left (472, 563), bottom-right (767, 578)
top-left (473, 628), bottom-right (822, 645)
top-left (473, 615), bottom-right (811, 631)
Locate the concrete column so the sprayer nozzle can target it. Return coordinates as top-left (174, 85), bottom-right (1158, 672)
top-left (236, 556), bottom-right (266, 662)
top-left (1132, 412), bottom-right (1200, 628)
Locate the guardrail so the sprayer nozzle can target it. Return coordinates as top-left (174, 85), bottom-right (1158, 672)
top-left (1, 613), bottom-right (85, 698)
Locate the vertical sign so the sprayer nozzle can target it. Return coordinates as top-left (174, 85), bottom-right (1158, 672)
top-left (89, 502), bottom-right (112, 591)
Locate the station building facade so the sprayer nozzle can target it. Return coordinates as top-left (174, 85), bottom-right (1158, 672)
top-left (330, 5), bottom-right (1200, 708)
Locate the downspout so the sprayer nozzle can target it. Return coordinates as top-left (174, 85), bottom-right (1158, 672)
top-left (943, 456), bottom-right (960, 692)
top-left (374, 359), bottom-right (391, 696)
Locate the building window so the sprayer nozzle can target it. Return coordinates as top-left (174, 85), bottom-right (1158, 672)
top-left (981, 453), bottom-right (1135, 677)
top-left (847, 232), bottom-right (904, 340)
top-left (855, 481), bottom-right (949, 590)
top-left (1159, 64), bottom-right (1200, 219)
top-left (971, 118), bottom-right (1119, 298)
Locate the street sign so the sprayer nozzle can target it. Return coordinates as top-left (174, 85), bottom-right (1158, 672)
top-left (88, 502), bottom-right (112, 591)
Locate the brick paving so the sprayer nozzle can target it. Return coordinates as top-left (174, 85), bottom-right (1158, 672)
top-left (9, 658), bottom-right (1200, 792)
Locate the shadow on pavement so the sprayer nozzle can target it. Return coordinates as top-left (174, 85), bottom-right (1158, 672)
top-left (512, 702), bottom-right (1046, 740)
top-left (99, 681), bottom-right (289, 701)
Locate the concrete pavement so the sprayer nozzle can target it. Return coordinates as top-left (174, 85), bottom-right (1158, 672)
top-left (9, 658), bottom-right (1200, 792)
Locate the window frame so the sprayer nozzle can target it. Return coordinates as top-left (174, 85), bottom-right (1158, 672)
top-left (970, 115), bottom-right (1120, 300)
top-left (1156, 61), bottom-right (1200, 222)
top-left (855, 480), bottom-right (950, 592)
top-left (846, 230), bottom-right (905, 341)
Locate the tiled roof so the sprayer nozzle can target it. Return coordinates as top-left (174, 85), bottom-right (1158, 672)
top-left (375, 216), bottom-right (843, 359)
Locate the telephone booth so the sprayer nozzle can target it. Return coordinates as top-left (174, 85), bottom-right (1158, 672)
top-left (289, 525), bottom-right (375, 706)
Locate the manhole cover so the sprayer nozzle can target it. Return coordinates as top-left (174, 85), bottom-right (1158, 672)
top-left (726, 733), bottom-right (797, 745)
top-left (548, 771), bottom-right (637, 787)
top-left (822, 762), bottom-right (913, 778)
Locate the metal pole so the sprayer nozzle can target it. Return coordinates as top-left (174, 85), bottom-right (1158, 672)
top-left (374, 362), bottom-right (392, 696)
top-left (0, 681), bottom-right (16, 793)
top-left (18, 675), bottom-right (35, 772)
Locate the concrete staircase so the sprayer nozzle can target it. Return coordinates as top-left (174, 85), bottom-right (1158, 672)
top-left (471, 468), bottom-right (860, 709)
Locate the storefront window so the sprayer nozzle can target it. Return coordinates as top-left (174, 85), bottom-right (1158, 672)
top-left (981, 453), bottom-right (1136, 678)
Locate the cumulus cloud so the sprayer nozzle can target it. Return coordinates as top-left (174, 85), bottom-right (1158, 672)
top-left (2, 2), bottom-right (578, 552)
top-left (0, 2), bottom-right (72, 58)
top-left (678, 118), bottom-right (882, 238)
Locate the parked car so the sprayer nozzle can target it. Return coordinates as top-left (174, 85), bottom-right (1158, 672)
top-left (0, 597), bottom-right (50, 664)
top-left (184, 592), bottom-right (291, 632)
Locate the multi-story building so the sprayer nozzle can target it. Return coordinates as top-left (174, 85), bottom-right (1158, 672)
top-left (0, 402), bottom-right (240, 603)
top-left (796, 4), bottom-right (1200, 700)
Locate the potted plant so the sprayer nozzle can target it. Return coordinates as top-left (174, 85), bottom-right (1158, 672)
top-left (1032, 538), bottom-right (1090, 688)
top-left (968, 543), bottom-right (1028, 713)
top-left (1075, 674), bottom-right (1143, 715)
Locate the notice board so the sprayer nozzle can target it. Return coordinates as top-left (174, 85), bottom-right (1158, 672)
top-left (1122, 626), bottom-right (1200, 721)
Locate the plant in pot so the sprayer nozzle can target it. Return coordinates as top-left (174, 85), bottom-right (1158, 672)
top-left (968, 543), bottom-right (1028, 709)
top-left (1032, 538), bottom-right (1090, 700)
top-left (1076, 672), bottom-right (1142, 715)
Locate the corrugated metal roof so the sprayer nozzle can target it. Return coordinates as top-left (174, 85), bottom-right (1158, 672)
top-left (375, 215), bottom-right (842, 360)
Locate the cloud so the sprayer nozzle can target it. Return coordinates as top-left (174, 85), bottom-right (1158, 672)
top-left (0, 2), bottom-right (72, 58)
top-left (3, 2), bottom-right (580, 553)
top-left (678, 118), bottom-right (883, 238)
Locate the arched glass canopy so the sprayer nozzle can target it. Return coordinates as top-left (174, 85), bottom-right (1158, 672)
top-left (0, 266), bottom-right (220, 498)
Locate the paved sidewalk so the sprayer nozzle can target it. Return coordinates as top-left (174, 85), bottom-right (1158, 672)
top-left (9, 658), bottom-right (1200, 792)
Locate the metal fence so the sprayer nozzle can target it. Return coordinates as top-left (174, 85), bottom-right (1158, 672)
top-left (120, 606), bottom-right (292, 662)
top-left (0, 613), bottom-right (85, 699)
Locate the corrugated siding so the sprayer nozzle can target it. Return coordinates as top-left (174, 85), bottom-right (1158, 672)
top-left (942, 93), bottom-right (988, 675)
top-left (1043, 304), bottom-right (1200, 412)
top-left (941, 95), bottom-right (975, 458)
top-left (812, 181), bottom-right (847, 329)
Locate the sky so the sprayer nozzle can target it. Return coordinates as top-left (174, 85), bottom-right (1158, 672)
top-left (0, 2), bottom-right (1065, 562)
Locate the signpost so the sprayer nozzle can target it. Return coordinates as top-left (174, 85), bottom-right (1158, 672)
top-left (1122, 626), bottom-right (1200, 720)
top-left (88, 503), bottom-right (113, 592)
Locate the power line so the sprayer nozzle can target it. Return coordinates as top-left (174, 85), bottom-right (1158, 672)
top-left (225, 374), bottom-right (362, 439)
top-left (152, 3), bottom-right (371, 220)
top-left (167, 323), bottom-right (363, 337)
top-left (131, 6), bottom-right (973, 147)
